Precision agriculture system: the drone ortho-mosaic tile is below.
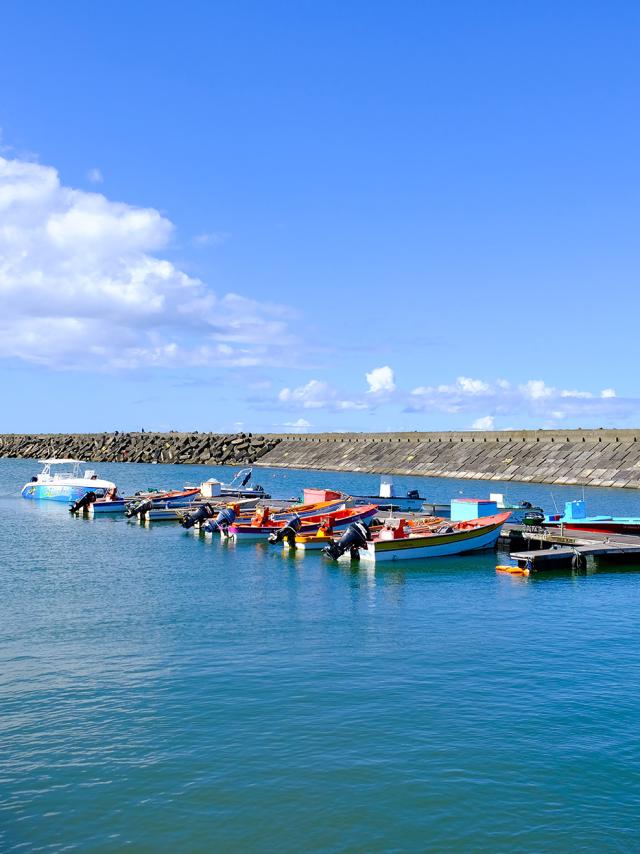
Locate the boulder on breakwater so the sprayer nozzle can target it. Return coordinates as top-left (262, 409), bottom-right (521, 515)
top-left (0, 432), bottom-right (281, 467)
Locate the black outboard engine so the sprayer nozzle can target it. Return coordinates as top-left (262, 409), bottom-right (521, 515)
top-left (125, 497), bottom-right (153, 519)
top-left (69, 491), bottom-right (97, 514)
top-left (202, 506), bottom-right (237, 534)
top-left (323, 521), bottom-right (370, 561)
top-left (180, 503), bottom-right (216, 529)
top-left (268, 514), bottom-right (302, 546)
top-left (407, 489), bottom-right (420, 500)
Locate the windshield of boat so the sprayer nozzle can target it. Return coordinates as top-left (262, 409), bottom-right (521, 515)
top-left (228, 468), bottom-right (252, 487)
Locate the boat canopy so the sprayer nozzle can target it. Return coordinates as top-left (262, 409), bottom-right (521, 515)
top-left (38, 458), bottom-right (84, 465)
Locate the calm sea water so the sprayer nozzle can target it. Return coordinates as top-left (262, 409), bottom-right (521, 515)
top-left (2, 458), bottom-right (640, 852)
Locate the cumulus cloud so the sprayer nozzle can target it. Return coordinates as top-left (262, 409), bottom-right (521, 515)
top-left (277, 366), bottom-right (402, 413)
top-left (272, 366), bottom-right (634, 428)
top-left (0, 155), bottom-right (294, 370)
top-left (471, 415), bottom-right (495, 430)
top-left (366, 365), bottom-right (395, 393)
top-left (409, 376), bottom-right (636, 425)
top-left (278, 379), bottom-right (366, 411)
top-left (413, 376), bottom-right (490, 398)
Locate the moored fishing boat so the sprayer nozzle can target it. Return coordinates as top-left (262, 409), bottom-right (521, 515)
top-left (85, 487), bottom-right (201, 516)
top-left (227, 504), bottom-right (378, 542)
top-left (199, 468), bottom-right (271, 500)
top-left (324, 511), bottom-right (511, 563)
top-left (21, 459), bottom-right (117, 503)
top-left (349, 476), bottom-right (427, 511)
top-left (282, 529), bottom-right (336, 551)
top-left (124, 488), bottom-right (201, 518)
top-left (282, 514), bottom-right (446, 552)
top-left (543, 499), bottom-right (640, 535)
top-left (195, 496), bottom-right (348, 533)
top-left (140, 497), bottom-right (261, 523)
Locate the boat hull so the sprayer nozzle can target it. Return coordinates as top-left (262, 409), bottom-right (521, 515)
top-left (21, 483), bottom-right (97, 502)
top-left (228, 505), bottom-right (377, 541)
top-left (283, 535), bottom-right (334, 551)
top-left (89, 489), bottom-right (201, 516)
top-left (545, 520), bottom-right (640, 536)
top-left (88, 498), bottom-right (127, 515)
top-left (342, 515), bottom-right (508, 563)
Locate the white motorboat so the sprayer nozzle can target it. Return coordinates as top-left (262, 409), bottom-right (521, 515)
top-left (21, 459), bottom-right (117, 503)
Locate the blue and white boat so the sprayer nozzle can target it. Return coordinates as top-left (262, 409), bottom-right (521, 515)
top-left (21, 459), bottom-right (117, 503)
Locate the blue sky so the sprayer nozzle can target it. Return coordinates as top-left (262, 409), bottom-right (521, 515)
top-left (0, 0), bottom-right (638, 433)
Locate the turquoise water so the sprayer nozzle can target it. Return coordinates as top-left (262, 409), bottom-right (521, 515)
top-left (3, 458), bottom-right (640, 852)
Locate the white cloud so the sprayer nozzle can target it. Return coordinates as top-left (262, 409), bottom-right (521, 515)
top-left (0, 155), bottom-right (294, 370)
top-left (560, 389), bottom-right (593, 399)
top-left (407, 375), bottom-right (637, 425)
top-left (366, 365), bottom-right (395, 393)
top-left (283, 417), bottom-right (312, 432)
top-left (456, 376), bottom-right (490, 395)
top-left (193, 231), bottom-right (230, 247)
top-left (520, 379), bottom-right (553, 400)
top-left (278, 379), bottom-right (333, 409)
top-left (87, 167), bottom-right (103, 184)
top-left (471, 415), bottom-right (495, 430)
top-left (271, 368), bottom-right (636, 427)
top-left (278, 379), bottom-right (367, 411)
top-left (413, 376), bottom-right (490, 397)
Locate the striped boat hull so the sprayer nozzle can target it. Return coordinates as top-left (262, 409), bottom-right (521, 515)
top-left (340, 513), bottom-right (509, 563)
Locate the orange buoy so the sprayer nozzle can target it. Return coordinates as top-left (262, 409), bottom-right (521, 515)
top-left (496, 565), bottom-right (530, 577)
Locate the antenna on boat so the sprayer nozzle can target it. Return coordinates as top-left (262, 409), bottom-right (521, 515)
top-left (550, 492), bottom-right (559, 513)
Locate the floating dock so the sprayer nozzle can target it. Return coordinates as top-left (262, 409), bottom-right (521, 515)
top-left (501, 525), bottom-right (640, 572)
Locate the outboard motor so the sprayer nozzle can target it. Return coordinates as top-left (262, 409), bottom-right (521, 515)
top-left (268, 514), bottom-right (302, 546)
top-left (202, 506), bottom-right (237, 534)
top-left (69, 491), bottom-right (97, 514)
top-left (407, 489), bottom-right (420, 500)
top-left (180, 503), bottom-right (216, 529)
top-left (125, 497), bottom-right (153, 519)
top-left (323, 521), bottom-right (370, 561)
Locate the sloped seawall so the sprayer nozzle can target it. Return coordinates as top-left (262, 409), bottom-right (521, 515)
top-left (257, 429), bottom-right (640, 488)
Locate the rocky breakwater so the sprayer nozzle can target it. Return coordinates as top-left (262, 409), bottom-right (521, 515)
top-left (0, 432), bottom-right (281, 466)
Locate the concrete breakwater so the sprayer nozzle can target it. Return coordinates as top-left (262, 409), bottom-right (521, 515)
top-left (0, 432), bottom-right (281, 466)
top-left (258, 429), bottom-right (640, 489)
top-left (3, 429), bottom-right (640, 489)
